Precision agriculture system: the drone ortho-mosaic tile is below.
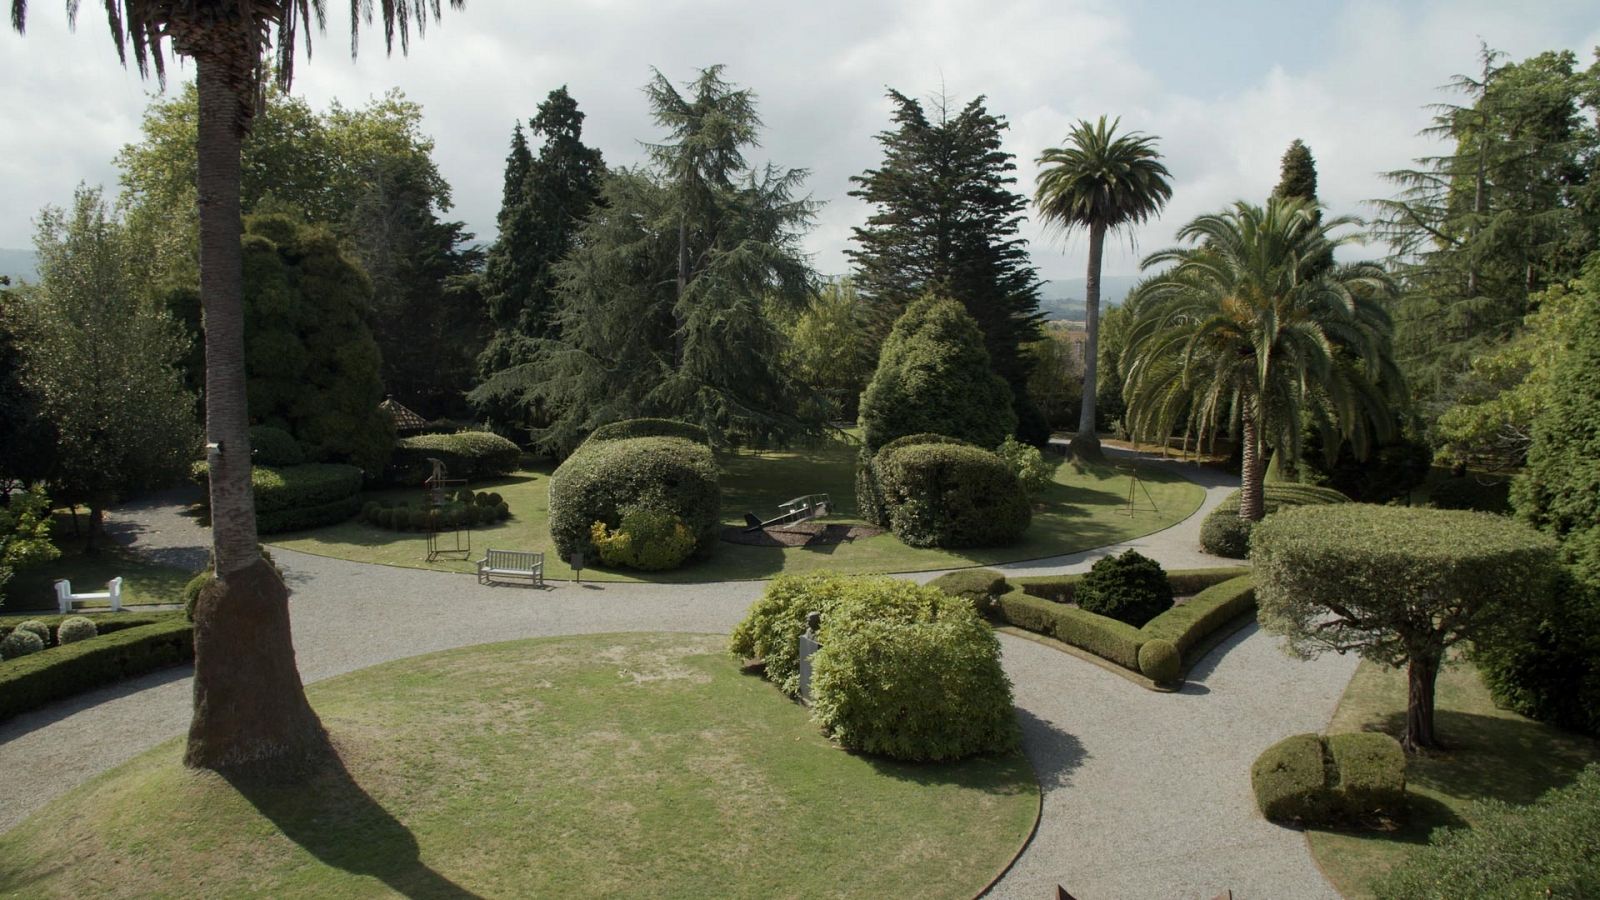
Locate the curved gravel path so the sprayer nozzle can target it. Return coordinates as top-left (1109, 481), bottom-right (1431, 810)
top-left (0, 450), bottom-right (1357, 899)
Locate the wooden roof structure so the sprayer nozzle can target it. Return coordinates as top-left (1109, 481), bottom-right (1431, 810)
top-left (380, 397), bottom-right (429, 434)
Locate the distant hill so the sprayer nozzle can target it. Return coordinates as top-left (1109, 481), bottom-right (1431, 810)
top-left (0, 248), bottom-right (38, 284)
top-left (1036, 275), bottom-right (1140, 322)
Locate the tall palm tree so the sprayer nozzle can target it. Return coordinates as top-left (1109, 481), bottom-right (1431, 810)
top-left (1123, 198), bottom-right (1399, 521)
top-left (1034, 116), bottom-right (1172, 460)
top-left (10, 0), bottom-right (464, 774)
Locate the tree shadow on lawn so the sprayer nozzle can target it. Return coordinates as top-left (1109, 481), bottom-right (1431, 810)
top-left (223, 738), bottom-right (482, 900)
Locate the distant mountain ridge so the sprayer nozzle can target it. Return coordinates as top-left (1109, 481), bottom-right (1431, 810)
top-left (0, 248), bottom-right (38, 284)
top-left (1035, 274), bottom-right (1140, 322)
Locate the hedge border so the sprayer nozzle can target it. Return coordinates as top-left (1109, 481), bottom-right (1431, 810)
top-left (0, 616), bottom-right (194, 722)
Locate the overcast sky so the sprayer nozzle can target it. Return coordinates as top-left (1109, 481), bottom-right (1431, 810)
top-left (2, 1), bottom-right (1597, 283)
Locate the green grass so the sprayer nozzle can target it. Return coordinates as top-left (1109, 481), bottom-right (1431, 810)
top-left (0, 633), bottom-right (1038, 899)
top-left (1307, 658), bottom-right (1600, 898)
top-left (268, 438), bottom-right (1205, 582)
top-left (2, 530), bottom-right (190, 613)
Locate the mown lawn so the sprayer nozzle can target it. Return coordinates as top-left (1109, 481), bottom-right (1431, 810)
top-left (1307, 658), bottom-right (1600, 898)
top-left (268, 438), bottom-right (1205, 582)
top-left (0, 633), bottom-right (1038, 899)
top-left (2, 529), bottom-right (190, 613)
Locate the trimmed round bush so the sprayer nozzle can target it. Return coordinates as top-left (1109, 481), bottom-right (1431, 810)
top-left (927, 568), bottom-right (1010, 618)
top-left (1251, 732), bottom-right (1406, 826)
top-left (548, 435), bottom-right (720, 560)
top-left (250, 463), bottom-right (364, 534)
top-left (249, 425), bottom-right (305, 467)
top-left (16, 620), bottom-right (50, 645)
top-left (1138, 639), bottom-right (1180, 684)
top-left (1327, 732), bottom-right (1407, 819)
top-left (182, 572), bottom-right (215, 622)
top-left (583, 418), bottom-right (709, 448)
top-left (1199, 483), bottom-right (1349, 558)
top-left (56, 617), bottom-right (98, 645)
top-left (590, 507), bottom-right (697, 572)
top-left (1251, 733), bottom-right (1336, 824)
top-left (875, 442), bottom-right (1030, 548)
top-left (390, 431), bottom-right (522, 484)
top-left (856, 435), bottom-right (977, 528)
top-left (1074, 550), bottom-right (1174, 627)
top-left (1, 628), bottom-right (45, 660)
top-left (995, 436), bottom-right (1052, 497)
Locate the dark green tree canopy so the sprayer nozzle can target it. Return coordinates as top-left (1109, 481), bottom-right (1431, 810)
top-left (1273, 139), bottom-right (1319, 202)
top-left (847, 90), bottom-right (1043, 412)
top-left (858, 295), bottom-right (1017, 452)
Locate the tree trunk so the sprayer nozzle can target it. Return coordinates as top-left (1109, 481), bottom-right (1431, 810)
top-left (185, 54), bottom-right (326, 774)
top-left (1404, 653), bottom-right (1442, 752)
top-left (85, 503), bottom-right (104, 553)
top-left (1239, 404), bottom-right (1266, 522)
top-left (1072, 222), bottom-right (1107, 461)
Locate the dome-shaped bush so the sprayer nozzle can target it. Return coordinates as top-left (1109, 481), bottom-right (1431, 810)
top-left (15, 620), bottom-right (50, 645)
top-left (583, 417), bottom-right (710, 448)
top-left (548, 435), bottom-right (719, 562)
top-left (1074, 550), bottom-right (1174, 627)
top-left (183, 572), bottom-right (216, 621)
top-left (57, 616), bottom-right (98, 645)
top-left (874, 442), bottom-right (1030, 548)
top-left (1138, 639), bottom-right (1181, 684)
top-left (1, 628), bottom-right (45, 660)
top-left (249, 425), bottom-right (305, 467)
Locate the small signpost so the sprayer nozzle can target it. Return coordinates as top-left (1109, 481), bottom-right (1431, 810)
top-left (571, 550), bottom-right (585, 584)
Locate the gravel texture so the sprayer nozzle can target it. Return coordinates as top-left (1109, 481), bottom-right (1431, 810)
top-left (1, 449), bottom-right (1355, 900)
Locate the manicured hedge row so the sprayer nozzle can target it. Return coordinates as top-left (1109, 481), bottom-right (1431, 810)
top-left (583, 418), bottom-right (709, 448)
top-left (1140, 575), bottom-right (1258, 658)
top-left (995, 591), bottom-right (1144, 670)
top-left (1012, 567), bottom-right (1249, 603)
top-left (547, 435), bottom-right (720, 561)
top-left (1251, 731), bottom-right (1406, 825)
top-left (0, 617), bottom-right (194, 722)
top-left (193, 462), bottom-right (365, 534)
top-left (389, 431), bottom-right (522, 485)
top-left (0, 614), bottom-right (172, 643)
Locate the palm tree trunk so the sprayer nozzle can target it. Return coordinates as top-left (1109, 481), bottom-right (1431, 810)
top-left (185, 54), bottom-right (327, 774)
top-left (1239, 403), bottom-right (1266, 521)
top-left (1073, 222), bottom-right (1107, 461)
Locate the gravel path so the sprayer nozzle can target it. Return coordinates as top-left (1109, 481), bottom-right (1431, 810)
top-left (0, 451), bottom-right (1357, 899)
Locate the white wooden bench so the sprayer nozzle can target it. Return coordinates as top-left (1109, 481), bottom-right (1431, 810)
top-left (476, 549), bottom-right (544, 587)
top-left (54, 577), bottom-right (124, 614)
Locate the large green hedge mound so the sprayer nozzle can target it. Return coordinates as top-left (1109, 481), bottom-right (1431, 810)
top-left (194, 462), bottom-right (364, 533)
top-left (1199, 483), bottom-right (1349, 558)
top-left (582, 418), bottom-right (710, 448)
top-left (1475, 571), bottom-right (1600, 736)
top-left (873, 441), bottom-right (1030, 548)
top-left (389, 431), bottom-right (522, 485)
top-left (1251, 732), bottom-right (1406, 826)
top-left (0, 616), bottom-right (193, 722)
top-left (1373, 763), bottom-right (1600, 900)
top-left (730, 572), bottom-right (1018, 762)
top-left (858, 296), bottom-right (1016, 453)
top-left (249, 425), bottom-right (305, 467)
top-left (547, 435), bottom-right (720, 562)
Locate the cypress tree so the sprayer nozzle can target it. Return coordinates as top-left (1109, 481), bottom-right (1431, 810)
top-left (1273, 139), bottom-right (1333, 278)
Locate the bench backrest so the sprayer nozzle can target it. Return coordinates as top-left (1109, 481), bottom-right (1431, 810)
top-left (485, 549), bottom-right (542, 569)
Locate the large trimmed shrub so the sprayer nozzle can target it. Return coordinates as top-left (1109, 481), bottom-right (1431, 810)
top-left (927, 568), bottom-right (1009, 617)
top-left (1199, 483), bottom-right (1349, 558)
top-left (252, 463), bottom-right (364, 534)
top-left (583, 418), bottom-right (709, 448)
top-left (1251, 732), bottom-right (1405, 826)
top-left (1474, 571), bottom-right (1600, 736)
top-left (547, 435), bottom-right (719, 562)
top-left (249, 425), bottom-right (305, 467)
top-left (1251, 733), bottom-right (1333, 823)
top-left (854, 433), bottom-right (975, 527)
top-left (858, 296), bottom-right (1016, 453)
top-left (874, 441), bottom-right (1030, 548)
top-left (1073, 550), bottom-right (1174, 627)
top-left (1372, 763), bottom-right (1600, 900)
top-left (390, 431), bottom-right (522, 485)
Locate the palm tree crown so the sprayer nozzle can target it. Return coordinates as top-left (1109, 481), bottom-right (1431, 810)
top-left (1123, 197), bottom-right (1399, 520)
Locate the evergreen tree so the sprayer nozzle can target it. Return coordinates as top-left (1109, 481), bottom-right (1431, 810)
top-left (511, 67), bottom-right (822, 456)
top-left (0, 285), bottom-right (57, 487)
top-left (475, 87), bottom-right (605, 435)
top-left (1273, 139), bottom-right (1333, 277)
top-left (847, 90), bottom-right (1043, 441)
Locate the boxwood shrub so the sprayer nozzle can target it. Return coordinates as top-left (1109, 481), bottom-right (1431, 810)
top-left (547, 435), bottom-right (719, 562)
top-left (874, 441), bottom-right (1030, 548)
top-left (582, 418), bottom-right (709, 448)
top-left (1073, 550), bottom-right (1174, 627)
top-left (1199, 483), bottom-right (1350, 558)
top-left (56, 616), bottom-right (97, 645)
top-left (853, 434), bottom-right (974, 529)
top-left (0, 616), bottom-right (193, 722)
top-left (1251, 731), bottom-right (1406, 826)
top-left (360, 492), bottom-right (512, 532)
top-left (389, 431), bottom-right (522, 485)
top-left (1473, 570), bottom-right (1600, 736)
top-left (249, 425), bottom-right (305, 467)
top-left (1, 629), bottom-right (44, 660)
top-left (1138, 639), bottom-right (1180, 684)
top-left (926, 568), bottom-right (1009, 617)
top-left (252, 464), bottom-right (365, 533)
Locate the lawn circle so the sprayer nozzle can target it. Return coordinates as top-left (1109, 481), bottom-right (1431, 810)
top-left (0, 633), bottom-right (1038, 898)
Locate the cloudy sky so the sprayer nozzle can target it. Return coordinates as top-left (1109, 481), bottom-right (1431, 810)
top-left (2, 1), bottom-right (1597, 283)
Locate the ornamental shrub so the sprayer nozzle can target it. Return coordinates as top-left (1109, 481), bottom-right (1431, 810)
top-left (1138, 639), bottom-right (1180, 684)
top-left (590, 507), bottom-right (696, 571)
top-left (858, 296), bottom-right (1016, 453)
top-left (1474, 571), bottom-right (1600, 736)
top-left (0, 617), bottom-right (193, 722)
top-left (249, 426), bottom-right (305, 467)
top-left (1251, 733), bottom-right (1332, 823)
top-left (730, 572), bottom-right (870, 696)
top-left (1373, 764), bottom-right (1600, 900)
top-left (1074, 550), bottom-right (1174, 627)
top-left (874, 442), bottom-right (1030, 548)
top-left (1199, 483), bottom-right (1350, 558)
top-left (1251, 732), bottom-right (1404, 826)
top-left (15, 620), bottom-right (50, 645)
top-left (927, 568), bottom-right (1009, 618)
top-left (995, 436), bottom-right (1053, 497)
top-left (1, 628), bottom-right (45, 659)
top-left (389, 431), bottom-right (522, 485)
top-left (547, 435), bottom-right (720, 560)
top-left (56, 616), bottom-right (97, 645)
top-left (248, 463), bottom-right (365, 533)
top-left (1327, 732), bottom-right (1407, 819)
top-left (182, 572), bottom-right (214, 622)
top-left (583, 417), bottom-right (709, 448)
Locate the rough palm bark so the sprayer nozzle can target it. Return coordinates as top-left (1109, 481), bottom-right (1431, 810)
top-left (1238, 404), bottom-right (1266, 522)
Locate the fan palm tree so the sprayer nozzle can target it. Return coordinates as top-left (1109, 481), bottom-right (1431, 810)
top-left (1122, 198), bottom-right (1399, 521)
top-left (1034, 116), bottom-right (1172, 460)
top-left (10, 0), bottom-right (464, 774)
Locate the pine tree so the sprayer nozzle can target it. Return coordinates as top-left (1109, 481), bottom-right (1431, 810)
top-left (1273, 139), bottom-right (1333, 279)
top-left (847, 90), bottom-right (1044, 441)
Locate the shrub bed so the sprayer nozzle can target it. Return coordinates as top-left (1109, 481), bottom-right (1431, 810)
top-left (360, 490), bottom-right (511, 532)
top-left (388, 431), bottom-right (522, 485)
top-left (547, 435), bottom-right (720, 562)
top-left (195, 463), bottom-right (365, 534)
top-left (1199, 483), bottom-right (1350, 558)
top-left (1073, 550), bottom-right (1174, 627)
top-left (1251, 731), bottom-right (1406, 826)
top-left (0, 616), bottom-right (194, 722)
top-left (874, 441), bottom-right (1030, 548)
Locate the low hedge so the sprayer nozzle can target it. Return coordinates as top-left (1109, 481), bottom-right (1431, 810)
top-left (389, 431), bottom-right (522, 485)
top-left (926, 568), bottom-right (1009, 617)
top-left (582, 418), bottom-right (709, 448)
top-left (361, 490), bottom-right (512, 532)
top-left (1, 613), bottom-right (175, 644)
top-left (1251, 731), bottom-right (1406, 826)
top-left (874, 441), bottom-right (1030, 548)
top-left (547, 435), bottom-right (720, 561)
top-left (193, 463), bottom-right (365, 534)
top-left (1199, 483), bottom-right (1350, 558)
top-left (995, 590), bottom-right (1143, 670)
top-left (0, 616), bottom-right (194, 722)
top-left (1139, 575), bottom-right (1258, 658)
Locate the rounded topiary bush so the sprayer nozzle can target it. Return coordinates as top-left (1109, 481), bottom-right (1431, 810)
top-left (583, 418), bottom-right (709, 448)
top-left (56, 616), bottom-right (98, 645)
top-left (249, 425), bottom-right (305, 467)
top-left (1199, 483), bottom-right (1349, 559)
top-left (1138, 638), bottom-right (1181, 684)
top-left (590, 507), bottom-right (697, 572)
top-left (1074, 550), bottom-right (1174, 627)
top-left (1251, 733), bottom-right (1335, 824)
top-left (927, 568), bottom-right (1010, 618)
top-left (15, 620), bottom-right (50, 645)
top-left (1251, 731), bottom-right (1407, 826)
top-left (183, 572), bottom-right (216, 621)
top-left (875, 442), bottom-right (1030, 548)
top-left (548, 435), bottom-right (720, 561)
top-left (1, 628), bottom-right (45, 660)
top-left (1326, 732), bottom-right (1407, 819)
